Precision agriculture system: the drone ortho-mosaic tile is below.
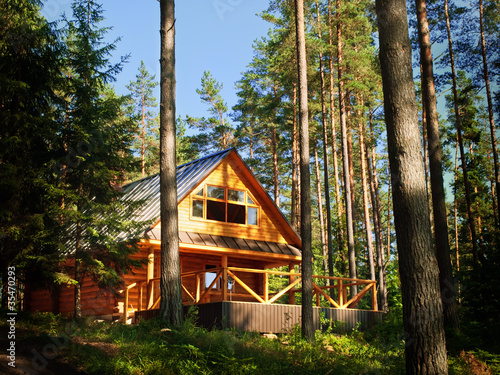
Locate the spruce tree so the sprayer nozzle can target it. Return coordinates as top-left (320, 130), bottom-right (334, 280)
top-left (61, 0), bottom-right (144, 318)
top-left (0, 0), bottom-right (65, 307)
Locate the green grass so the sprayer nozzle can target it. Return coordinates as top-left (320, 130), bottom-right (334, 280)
top-left (3, 309), bottom-right (498, 375)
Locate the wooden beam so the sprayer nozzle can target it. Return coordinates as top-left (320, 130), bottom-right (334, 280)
top-left (221, 255), bottom-right (228, 301)
top-left (313, 283), bottom-right (341, 309)
top-left (289, 263), bottom-right (296, 305)
top-left (268, 277), bottom-right (302, 304)
top-left (227, 270), bottom-right (265, 304)
top-left (147, 247), bottom-right (155, 309)
top-left (344, 283), bottom-right (373, 308)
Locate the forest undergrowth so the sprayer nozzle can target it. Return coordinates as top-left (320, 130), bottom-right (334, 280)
top-left (1, 307), bottom-right (498, 375)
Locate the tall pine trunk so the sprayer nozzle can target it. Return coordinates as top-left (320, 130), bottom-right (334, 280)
top-left (291, 84), bottom-right (300, 231)
top-left (444, 0), bottom-right (480, 273)
top-left (316, 1), bottom-right (334, 284)
top-left (159, 0), bottom-right (183, 327)
top-left (337, 0), bottom-right (357, 293)
top-left (479, 0), bottom-right (500, 227)
top-left (367, 113), bottom-right (387, 311)
top-left (328, 0), bottom-right (344, 279)
top-left (416, 0), bottom-right (460, 333)
top-left (295, 0), bottom-right (314, 341)
top-left (358, 116), bottom-right (376, 285)
top-left (376, 0), bottom-right (448, 372)
top-left (315, 145), bottom-right (329, 274)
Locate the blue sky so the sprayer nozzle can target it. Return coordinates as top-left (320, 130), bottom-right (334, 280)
top-left (42, 0), bottom-right (272, 121)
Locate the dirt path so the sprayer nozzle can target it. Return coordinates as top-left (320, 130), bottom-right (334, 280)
top-left (0, 324), bottom-right (87, 375)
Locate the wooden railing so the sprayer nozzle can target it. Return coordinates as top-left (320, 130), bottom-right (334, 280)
top-left (119, 267), bottom-right (377, 324)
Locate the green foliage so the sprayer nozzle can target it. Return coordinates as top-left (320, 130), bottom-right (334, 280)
top-left (126, 61), bottom-right (160, 179)
top-left (0, 0), bottom-right (66, 293)
top-left (4, 310), bottom-right (498, 374)
top-left (185, 71), bottom-right (235, 153)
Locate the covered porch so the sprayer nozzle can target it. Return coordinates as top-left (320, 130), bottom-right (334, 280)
top-left (117, 232), bottom-right (381, 331)
top-left (121, 264), bottom-right (381, 332)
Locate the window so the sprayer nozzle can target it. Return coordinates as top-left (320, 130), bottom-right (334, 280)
top-left (191, 185), bottom-right (259, 226)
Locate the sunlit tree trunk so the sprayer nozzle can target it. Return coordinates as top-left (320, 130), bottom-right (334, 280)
top-left (337, 0), bottom-right (357, 294)
top-left (328, 0), bottom-right (344, 279)
top-left (358, 116), bottom-right (376, 285)
top-left (291, 84), bottom-right (300, 231)
top-left (367, 113), bottom-right (387, 311)
top-left (376, 0), bottom-right (448, 371)
top-left (159, 0), bottom-right (183, 326)
top-left (316, 1), bottom-right (334, 284)
top-left (416, 0), bottom-right (459, 333)
top-left (295, 0), bottom-right (314, 341)
top-left (314, 145), bottom-right (328, 274)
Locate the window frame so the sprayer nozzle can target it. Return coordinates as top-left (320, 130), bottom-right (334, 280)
top-left (190, 184), bottom-right (260, 227)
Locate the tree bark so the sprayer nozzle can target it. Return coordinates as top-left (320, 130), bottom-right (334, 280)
top-left (415, 0), bottom-right (460, 333)
top-left (316, 1), bottom-right (334, 285)
top-left (376, 0), bottom-right (448, 372)
top-left (291, 84), bottom-right (300, 231)
top-left (444, 0), bottom-right (480, 273)
top-left (295, 0), bottom-right (314, 341)
top-left (314, 145), bottom-right (328, 274)
top-left (328, 0), bottom-right (344, 279)
top-left (479, 0), bottom-right (500, 228)
top-left (272, 124), bottom-right (280, 207)
top-left (337, 0), bottom-right (357, 294)
top-left (159, 0), bottom-right (183, 327)
top-left (367, 113), bottom-right (387, 311)
top-left (358, 116), bottom-right (376, 285)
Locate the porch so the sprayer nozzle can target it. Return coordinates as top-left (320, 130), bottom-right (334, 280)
top-left (120, 266), bottom-right (382, 332)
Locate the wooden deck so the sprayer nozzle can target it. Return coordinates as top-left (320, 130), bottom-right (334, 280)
top-left (135, 302), bottom-right (384, 333)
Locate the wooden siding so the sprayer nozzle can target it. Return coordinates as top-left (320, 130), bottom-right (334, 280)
top-left (159, 157), bottom-right (299, 246)
top-left (135, 302), bottom-right (384, 333)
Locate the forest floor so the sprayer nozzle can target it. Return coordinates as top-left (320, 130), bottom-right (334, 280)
top-left (0, 325), bottom-right (86, 375)
top-left (0, 310), bottom-right (497, 375)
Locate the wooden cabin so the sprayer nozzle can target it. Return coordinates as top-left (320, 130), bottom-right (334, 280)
top-left (25, 149), bottom-right (382, 332)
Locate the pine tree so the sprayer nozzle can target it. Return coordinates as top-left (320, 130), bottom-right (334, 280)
top-left (126, 60), bottom-right (159, 178)
top-left (295, 0), bottom-right (314, 342)
top-left (186, 70), bottom-right (234, 152)
top-left (159, 0), bottom-right (183, 327)
top-left (376, 0), bottom-right (448, 371)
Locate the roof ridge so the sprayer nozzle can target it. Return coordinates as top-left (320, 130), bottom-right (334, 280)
top-left (176, 148), bottom-right (234, 169)
top-left (121, 148), bottom-right (235, 189)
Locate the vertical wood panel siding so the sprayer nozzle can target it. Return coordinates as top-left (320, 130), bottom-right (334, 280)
top-left (135, 302), bottom-right (384, 333)
top-left (164, 158), bottom-right (296, 245)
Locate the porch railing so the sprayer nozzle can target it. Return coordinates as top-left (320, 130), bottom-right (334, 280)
top-left (119, 267), bottom-right (377, 324)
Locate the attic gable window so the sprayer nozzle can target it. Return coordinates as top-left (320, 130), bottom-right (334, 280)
top-left (191, 185), bottom-right (259, 226)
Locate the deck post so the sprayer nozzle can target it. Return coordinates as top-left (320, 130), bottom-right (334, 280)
top-left (147, 247), bottom-right (155, 309)
top-left (263, 272), bottom-right (269, 303)
top-left (124, 288), bottom-right (129, 323)
top-left (221, 256), bottom-right (228, 301)
top-left (196, 274), bottom-right (201, 303)
top-left (289, 263), bottom-right (296, 305)
top-left (139, 282), bottom-right (143, 311)
top-left (371, 282), bottom-right (378, 311)
top-left (339, 279), bottom-right (344, 308)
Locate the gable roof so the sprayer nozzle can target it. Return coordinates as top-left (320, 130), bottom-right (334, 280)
top-left (121, 148), bottom-right (301, 250)
top-left (121, 149), bottom-right (232, 227)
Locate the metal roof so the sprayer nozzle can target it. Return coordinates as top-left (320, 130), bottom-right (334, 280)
top-left (120, 148), bottom-right (233, 236)
top-left (146, 229), bottom-right (302, 257)
top-left (113, 148), bottom-right (301, 259)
